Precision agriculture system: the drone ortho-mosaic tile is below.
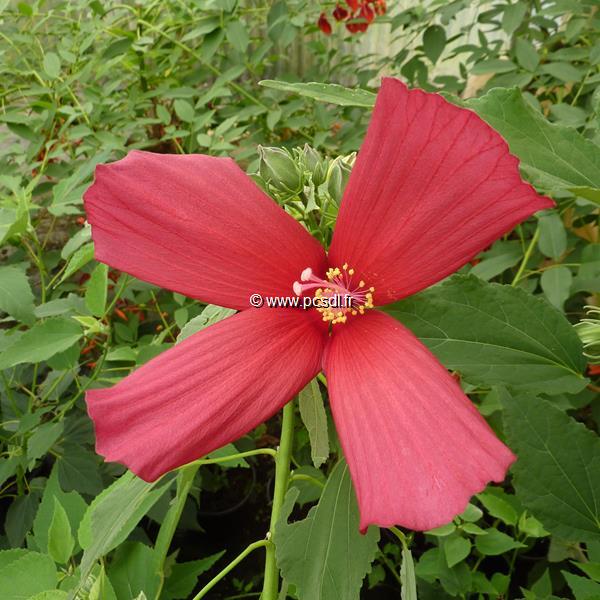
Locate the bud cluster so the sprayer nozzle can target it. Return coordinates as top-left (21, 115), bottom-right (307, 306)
top-left (252, 145), bottom-right (355, 243)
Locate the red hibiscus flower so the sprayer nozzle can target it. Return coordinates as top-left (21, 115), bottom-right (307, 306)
top-left (333, 3), bottom-right (349, 21)
top-left (317, 12), bottom-right (332, 35)
top-left (83, 79), bottom-right (553, 532)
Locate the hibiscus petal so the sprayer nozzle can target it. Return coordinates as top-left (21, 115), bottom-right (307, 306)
top-left (87, 309), bottom-right (327, 481)
top-left (84, 151), bottom-right (326, 310)
top-left (328, 78), bottom-right (553, 305)
top-left (324, 310), bottom-right (515, 532)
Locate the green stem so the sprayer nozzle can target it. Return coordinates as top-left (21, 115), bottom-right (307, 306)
top-left (186, 448), bottom-right (277, 468)
top-left (261, 400), bottom-right (295, 600)
top-left (154, 464), bottom-right (200, 598)
top-left (511, 226), bottom-right (540, 287)
top-left (192, 540), bottom-right (271, 600)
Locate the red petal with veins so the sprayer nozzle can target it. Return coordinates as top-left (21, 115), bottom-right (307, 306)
top-left (84, 150), bottom-right (326, 310)
top-left (324, 310), bottom-right (515, 532)
top-left (87, 309), bottom-right (327, 481)
top-left (329, 78), bottom-right (553, 305)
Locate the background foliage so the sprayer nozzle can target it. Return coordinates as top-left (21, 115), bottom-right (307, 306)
top-left (0, 0), bottom-right (599, 598)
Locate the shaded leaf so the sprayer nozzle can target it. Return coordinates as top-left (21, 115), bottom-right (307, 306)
top-left (298, 377), bottom-right (329, 468)
top-left (385, 275), bottom-right (587, 395)
top-left (259, 80), bottom-right (376, 107)
top-left (503, 391), bottom-right (600, 542)
top-left (275, 460), bottom-right (379, 600)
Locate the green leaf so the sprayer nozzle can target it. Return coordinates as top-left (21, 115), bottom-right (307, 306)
top-left (58, 242), bottom-right (95, 284)
top-left (502, 2), bottom-right (527, 35)
top-left (0, 318), bottom-right (82, 370)
top-left (475, 529), bottom-right (525, 555)
top-left (27, 421), bottom-right (64, 463)
top-left (43, 52), bottom-right (61, 79)
top-left (5, 491), bottom-right (40, 547)
top-left (77, 471), bottom-right (172, 587)
top-left (298, 377), bottom-right (329, 468)
top-left (108, 542), bottom-right (160, 600)
top-left (384, 275), bottom-right (587, 395)
top-left (502, 391), bottom-right (600, 542)
top-left (540, 62), bottom-right (583, 83)
top-left (573, 561), bottom-right (600, 582)
top-left (422, 25), bottom-right (446, 64)
top-left (85, 263), bottom-right (108, 317)
top-left (177, 304), bottom-right (236, 342)
top-left (541, 266), bottom-right (572, 309)
top-left (444, 535), bottom-right (471, 568)
top-left (89, 564), bottom-right (117, 600)
top-left (0, 549), bottom-right (57, 599)
top-left (477, 491), bottom-right (518, 526)
top-left (538, 212), bottom-right (566, 259)
top-left (34, 467), bottom-right (87, 554)
top-left (275, 460), bottom-right (380, 600)
top-left (400, 544), bottom-right (417, 600)
top-left (162, 552), bottom-right (224, 600)
top-left (48, 498), bottom-right (74, 564)
top-left (562, 571), bottom-right (600, 599)
top-left (225, 20), bottom-right (249, 53)
top-left (515, 38), bottom-right (539, 71)
top-left (467, 88), bottom-right (600, 196)
top-left (471, 59), bottom-right (518, 75)
top-left (173, 99), bottom-right (195, 123)
top-left (0, 266), bottom-right (35, 325)
top-left (570, 186), bottom-right (600, 205)
top-left (259, 80), bottom-right (376, 107)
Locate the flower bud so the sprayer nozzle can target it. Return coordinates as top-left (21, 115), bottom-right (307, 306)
top-left (327, 156), bottom-right (353, 203)
top-left (258, 146), bottom-right (301, 192)
top-left (302, 145), bottom-right (326, 186)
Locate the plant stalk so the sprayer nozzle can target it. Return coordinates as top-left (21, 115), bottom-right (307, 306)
top-left (261, 399), bottom-right (295, 599)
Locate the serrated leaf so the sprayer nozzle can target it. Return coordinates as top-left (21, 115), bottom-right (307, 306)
top-left (275, 460), bottom-right (379, 600)
top-left (384, 275), bottom-right (587, 395)
top-left (34, 467), bottom-right (87, 554)
top-left (162, 552), bottom-right (224, 600)
top-left (503, 391), bottom-right (600, 542)
top-left (27, 421), bottom-right (64, 463)
top-left (0, 549), bottom-right (57, 599)
top-left (77, 471), bottom-right (172, 588)
top-left (108, 542), bottom-right (160, 600)
top-left (0, 266), bottom-right (35, 325)
top-left (298, 377), bottom-right (329, 468)
top-left (259, 80), bottom-right (376, 107)
top-left (467, 88), bottom-right (600, 196)
top-left (0, 318), bottom-right (82, 370)
top-left (85, 263), bottom-right (108, 317)
top-left (48, 498), bottom-right (74, 564)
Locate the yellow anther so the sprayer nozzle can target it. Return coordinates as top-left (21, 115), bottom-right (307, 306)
top-left (348, 268), bottom-right (355, 276)
top-left (343, 263), bottom-right (348, 270)
top-left (359, 280), bottom-right (365, 287)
